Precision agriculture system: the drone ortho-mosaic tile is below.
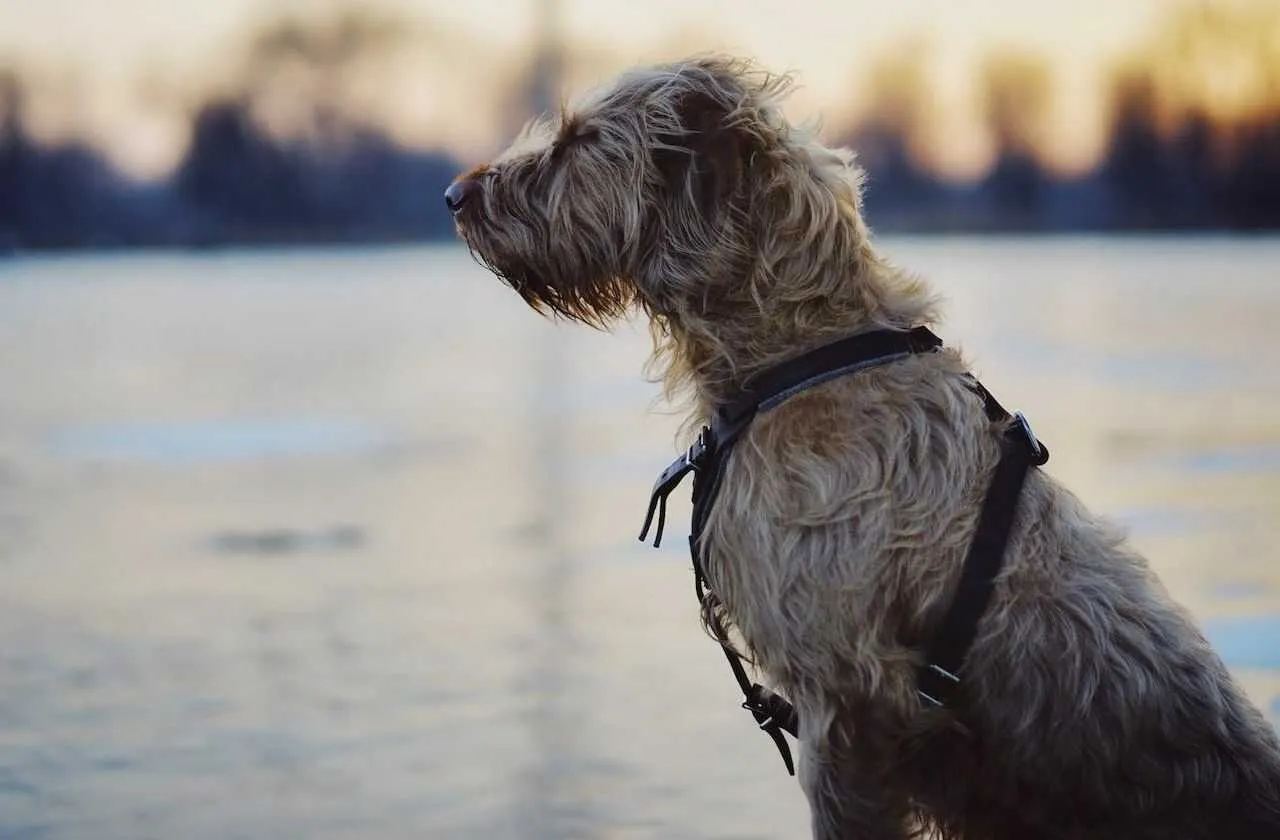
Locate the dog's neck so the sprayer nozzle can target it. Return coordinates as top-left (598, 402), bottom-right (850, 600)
top-left (653, 252), bottom-right (940, 419)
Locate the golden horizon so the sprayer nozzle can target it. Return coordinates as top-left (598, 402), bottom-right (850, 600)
top-left (2, 0), bottom-right (1274, 182)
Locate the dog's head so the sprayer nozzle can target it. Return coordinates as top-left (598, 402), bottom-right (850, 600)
top-left (450, 57), bottom-right (867, 316)
top-left (449, 56), bottom-right (930, 401)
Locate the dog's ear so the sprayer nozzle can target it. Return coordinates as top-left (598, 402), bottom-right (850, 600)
top-left (652, 89), bottom-right (751, 219)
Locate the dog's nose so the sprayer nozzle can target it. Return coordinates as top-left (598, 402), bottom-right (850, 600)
top-left (445, 178), bottom-right (480, 214)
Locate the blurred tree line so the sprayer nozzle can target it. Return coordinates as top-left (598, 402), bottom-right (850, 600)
top-left (1, 1), bottom-right (1278, 250)
top-left (0, 14), bottom-right (463, 250)
top-left (843, 1), bottom-right (1280, 231)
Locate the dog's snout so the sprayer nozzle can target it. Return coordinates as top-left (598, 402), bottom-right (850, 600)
top-left (445, 178), bottom-right (480, 215)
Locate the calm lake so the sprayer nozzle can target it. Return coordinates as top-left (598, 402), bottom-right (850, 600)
top-left (0, 238), bottom-right (1278, 839)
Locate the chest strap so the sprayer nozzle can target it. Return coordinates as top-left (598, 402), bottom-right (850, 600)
top-left (637, 327), bottom-right (1048, 775)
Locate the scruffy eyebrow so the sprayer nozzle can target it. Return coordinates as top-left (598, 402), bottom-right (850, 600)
top-left (557, 112), bottom-right (598, 141)
top-left (550, 113), bottom-right (601, 159)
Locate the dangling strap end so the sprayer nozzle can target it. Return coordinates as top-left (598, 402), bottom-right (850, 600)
top-left (638, 427), bottom-right (713, 547)
top-left (766, 727), bottom-right (796, 776)
top-left (638, 493), bottom-right (669, 547)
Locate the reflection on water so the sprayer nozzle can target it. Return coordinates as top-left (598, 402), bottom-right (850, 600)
top-left (209, 525), bottom-right (365, 556)
top-left (47, 419), bottom-right (397, 462)
top-left (0, 239), bottom-right (1277, 839)
top-left (1170, 444), bottom-right (1280, 476)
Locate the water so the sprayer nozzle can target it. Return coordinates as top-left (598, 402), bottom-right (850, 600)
top-left (0, 239), bottom-right (1278, 839)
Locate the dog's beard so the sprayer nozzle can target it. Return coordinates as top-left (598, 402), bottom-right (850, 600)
top-left (464, 232), bottom-right (636, 328)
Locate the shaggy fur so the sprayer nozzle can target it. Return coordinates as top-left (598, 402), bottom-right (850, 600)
top-left (449, 56), bottom-right (1280, 839)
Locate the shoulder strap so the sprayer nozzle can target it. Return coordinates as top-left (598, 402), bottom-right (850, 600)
top-left (916, 402), bottom-right (1049, 707)
top-left (639, 327), bottom-right (943, 549)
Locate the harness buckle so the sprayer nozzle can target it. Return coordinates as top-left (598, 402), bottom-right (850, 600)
top-left (686, 425), bottom-right (712, 468)
top-left (742, 684), bottom-right (799, 737)
top-left (639, 426), bottom-right (715, 547)
top-left (1012, 411), bottom-right (1050, 466)
top-left (742, 684), bottom-right (798, 776)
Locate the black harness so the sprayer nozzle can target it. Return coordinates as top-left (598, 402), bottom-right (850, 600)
top-left (638, 326), bottom-right (1049, 775)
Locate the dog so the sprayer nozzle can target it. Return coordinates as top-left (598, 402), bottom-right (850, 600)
top-left (446, 55), bottom-right (1280, 840)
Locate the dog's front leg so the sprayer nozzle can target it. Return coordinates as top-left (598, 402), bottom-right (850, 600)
top-left (800, 738), bottom-right (912, 840)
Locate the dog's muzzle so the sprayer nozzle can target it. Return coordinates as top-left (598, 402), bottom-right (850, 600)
top-left (445, 177), bottom-right (481, 216)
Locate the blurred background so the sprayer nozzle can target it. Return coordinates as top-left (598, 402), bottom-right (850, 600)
top-left (0, 1), bottom-right (1278, 838)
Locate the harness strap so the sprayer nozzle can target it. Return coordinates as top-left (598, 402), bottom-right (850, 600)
top-left (638, 327), bottom-right (1049, 776)
top-left (691, 538), bottom-right (800, 774)
top-left (718, 326), bottom-right (944, 432)
top-left (917, 413), bottom-right (1047, 707)
top-left (639, 327), bottom-right (944, 549)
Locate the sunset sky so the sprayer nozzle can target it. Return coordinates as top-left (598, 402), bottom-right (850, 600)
top-left (0, 0), bottom-right (1209, 179)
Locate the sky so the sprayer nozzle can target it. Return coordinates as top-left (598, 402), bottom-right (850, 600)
top-left (0, 0), bottom-right (1173, 179)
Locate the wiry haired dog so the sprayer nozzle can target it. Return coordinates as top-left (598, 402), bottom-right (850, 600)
top-left (447, 56), bottom-right (1280, 839)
